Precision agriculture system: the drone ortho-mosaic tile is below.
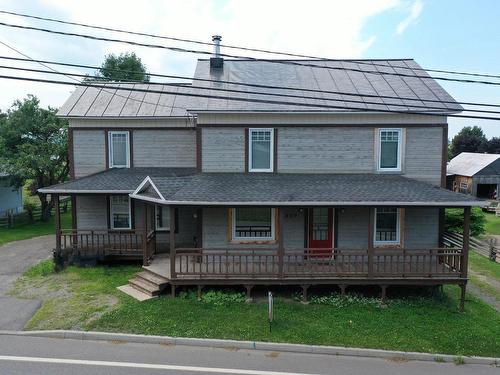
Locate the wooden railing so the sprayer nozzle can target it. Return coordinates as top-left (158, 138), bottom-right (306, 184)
top-left (173, 247), bottom-right (464, 280)
top-left (58, 229), bottom-right (144, 258)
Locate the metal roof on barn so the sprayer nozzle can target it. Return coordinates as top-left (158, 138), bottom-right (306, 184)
top-left (57, 59), bottom-right (462, 118)
top-left (447, 152), bottom-right (500, 177)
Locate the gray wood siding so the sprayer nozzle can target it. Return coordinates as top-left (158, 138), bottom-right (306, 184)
top-left (404, 127), bottom-right (442, 185)
top-left (202, 128), bottom-right (245, 172)
top-left (278, 128), bottom-right (374, 173)
top-left (76, 196), bottom-right (107, 230)
top-left (337, 207), bottom-right (369, 249)
top-left (73, 130), bottom-right (106, 178)
top-left (133, 130), bottom-right (196, 168)
top-left (155, 207), bottom-right (198, 252)
top-left (404, 208), bottom-right (439, 249)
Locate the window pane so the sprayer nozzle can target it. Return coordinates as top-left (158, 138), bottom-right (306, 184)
top-left (111, 196), bottom-right (130, 229)
top-left (251, 130), bottom-right (271, 170)
top-left (235, 208), bottom-right (272, 238)
top-left (380, 131), bottom-right (399, 169)
top-left (156, 206), bottom-right (171, 230)
top-left (111, 133), bottom-right (128, 167)
top-left (312, 208), bottom-right (329, 241)
top-left (376, 208), bottom-right (398, 242)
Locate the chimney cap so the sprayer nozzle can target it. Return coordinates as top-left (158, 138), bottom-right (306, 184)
top-left (212, 35), bottom-right (222, 41)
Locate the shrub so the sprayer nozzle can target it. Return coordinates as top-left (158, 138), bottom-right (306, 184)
top-left (178, 289), bottom-right (246, 306)
top-left (445, 207), bottom-right (485, 236)
top-left (23, 201), bottom-right (37, 223)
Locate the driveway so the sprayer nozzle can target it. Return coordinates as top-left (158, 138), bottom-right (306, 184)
top-left (0, 235), bottom-right (54, 330)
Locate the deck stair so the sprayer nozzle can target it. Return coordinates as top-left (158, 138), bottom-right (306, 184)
top-left (119, 269), bottom-right (170, 300)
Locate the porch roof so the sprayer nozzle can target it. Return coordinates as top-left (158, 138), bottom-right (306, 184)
top-left (38, 167), bottom-right (196, 194)
top-left (132, 172), bottom-right (483, 207)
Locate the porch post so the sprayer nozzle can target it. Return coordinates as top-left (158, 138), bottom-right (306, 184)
top-left (278, 207), bottom-right (284, 278)
top-left (170, 206), bottom-right (176, 279)
top-left (459, 206), bottom-right (470, 312)
top-left (142, 202), bottom-right (148, 266)
top-left (54, 195), bottom-right (61, 252)
top-left (367, 207), bottom-right (374, 277)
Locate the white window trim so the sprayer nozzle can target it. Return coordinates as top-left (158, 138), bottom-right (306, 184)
top-left (377, 128), bottom-right (402, 172)
top-left (248, 128), bottom-right (274, 172)
top-left (155, 205), bottom-right (171, 231)
top-left (232, 208), bottom-right (276, 241)
top-left (110, 196), bottom-right (132, 230)
top-left (373, 208), bottom-right (401, 245)
top-left (108, 131), bottom-right (130, 168)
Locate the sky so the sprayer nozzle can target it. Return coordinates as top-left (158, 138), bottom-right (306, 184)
top-left (0, 0), bottom-right (498, 138)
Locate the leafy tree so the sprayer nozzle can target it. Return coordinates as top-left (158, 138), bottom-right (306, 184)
top-left (93, 52), bottom-right (149, 82)
top-left (449, 126), bottom-right (487, 159)
top-left (445, 207), bottom-right (486, 236)
top-left (0, 95), bottom-right (69, 221)
top-left (485, 137), bottom-right (500, 154)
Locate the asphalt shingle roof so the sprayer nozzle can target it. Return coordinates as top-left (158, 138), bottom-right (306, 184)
top-left (57, 59), bottom-right (462, 118)
top-left (38, 168), bottom-right (196, 194)
top-left (142, 173), bottom-right (480, 206)
top-left (447, 152), bottom-right (500, 177)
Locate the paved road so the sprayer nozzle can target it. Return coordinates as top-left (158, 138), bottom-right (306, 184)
top-left (0, 334), bottom-right (497, 375)
top-left (0, 235), bottom-right (54, 330)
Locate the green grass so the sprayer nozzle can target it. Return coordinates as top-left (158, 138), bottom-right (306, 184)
top-left (11, 260), bottom-right (500, 358)
top-left (484, 212), bottom-right (500, 235)
top-left (469, 251), bottom-right (500, 282)
top-left (0, 211), bottom-right (71, 247)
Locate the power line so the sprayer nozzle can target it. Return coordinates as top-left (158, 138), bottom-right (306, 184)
top-left (1, 21), bottom-right (500, 87)
top-left (2, 54), bottom-right (499, 111)
top-left (1, 72), bottom-right (499, 121)
top-left (0, 39), bottom-right (190, 113)
top-left (7, 64), bottom-right (500, 115)
top-left (1, 8), bottom-right (499, 80)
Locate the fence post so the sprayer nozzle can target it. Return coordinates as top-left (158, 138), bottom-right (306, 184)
top-left (490, 238), bottom-right (497, 262)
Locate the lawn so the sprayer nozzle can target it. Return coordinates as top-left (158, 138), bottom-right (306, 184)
top-left (10, 260), bottom-right (500, 358)
top-left (469, 251), bottom-right (500, 301)
top-left (0, 211), bottom-right (71, 246)
top-left (484, 212), bottom-right (500, 235)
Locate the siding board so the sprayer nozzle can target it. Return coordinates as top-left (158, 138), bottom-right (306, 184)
top-left (73, 130), bottom-right (106, 178)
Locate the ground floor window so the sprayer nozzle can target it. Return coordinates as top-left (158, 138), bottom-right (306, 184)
top-left (155, 205), bottom-right (171, 231)
top-left (374, 208), bottom-right (400, 245)
top-left (110, 196), bottom-right (131, 229)
top-left (232, 207), bottom-right (275, 240)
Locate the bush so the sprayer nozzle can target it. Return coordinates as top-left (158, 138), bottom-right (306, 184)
top-left (445, 207), bottom-right (485, 236)
top-left (23, 201), bottom-right (37, 223)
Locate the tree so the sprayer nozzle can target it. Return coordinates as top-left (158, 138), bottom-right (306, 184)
top-left (0, 95), bottom-right (69, 221)
top-left (449, 126), bottom-right (487, 159)
top-left (93, 52), bottom-right (149, 82)
top-left (445, 207), bottom-right (486, 236)
top-left (485, 137), bottom-right (500, 154)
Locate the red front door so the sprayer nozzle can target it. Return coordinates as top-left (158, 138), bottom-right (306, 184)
top-left (308, 208), bottom-right (333, 257)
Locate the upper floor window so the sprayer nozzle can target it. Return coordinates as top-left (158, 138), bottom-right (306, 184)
top-left (249, 128), bottom-right (274, 172)
top-left (374, 208), bottom-right (400, 245)
top-left (110, 196), bottom-right (131, 230)
top-left (108, 131), bottom-right (130, 168)
top-left (155, 205), bottom-right (171, 231)
top-left (232, 207), bottom-right (275, 240)
top-left (378, 129), bottom-right (401, 171)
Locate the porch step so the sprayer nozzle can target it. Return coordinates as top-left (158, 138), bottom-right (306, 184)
top-left (117, 285), bottom-right (156, 301)
top-left (128, 277), bottom-right (160, 296)
top-left (136, 271), bottom-right (169, 286)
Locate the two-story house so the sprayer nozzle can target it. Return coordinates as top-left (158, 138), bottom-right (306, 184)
top-left (40, 49), bottom-right (481, 309)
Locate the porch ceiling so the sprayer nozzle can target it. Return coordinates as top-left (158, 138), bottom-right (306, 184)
top-left (132, 172), bottom-right (484, 207)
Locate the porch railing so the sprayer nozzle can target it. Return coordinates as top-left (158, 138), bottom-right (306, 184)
top-left (173, 247), bottom-right (464, 279)
top-left (58, 229), bottom-right (144, 259)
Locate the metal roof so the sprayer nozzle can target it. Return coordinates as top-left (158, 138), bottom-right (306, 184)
top-left (57, 59), bottom-right (462, 118)
top-left (133, 173), bottom-right (481, 207)
top-left (447, 152), bottom-right (500, 177)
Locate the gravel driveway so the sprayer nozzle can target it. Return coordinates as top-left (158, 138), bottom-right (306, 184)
top-left (0, 235), bottom-right (54, 330)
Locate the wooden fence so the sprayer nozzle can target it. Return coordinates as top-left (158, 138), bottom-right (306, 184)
top-left (443, 232), bottom-right (499, 263)
top-left (0, 197), bottom-right (70, 228)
